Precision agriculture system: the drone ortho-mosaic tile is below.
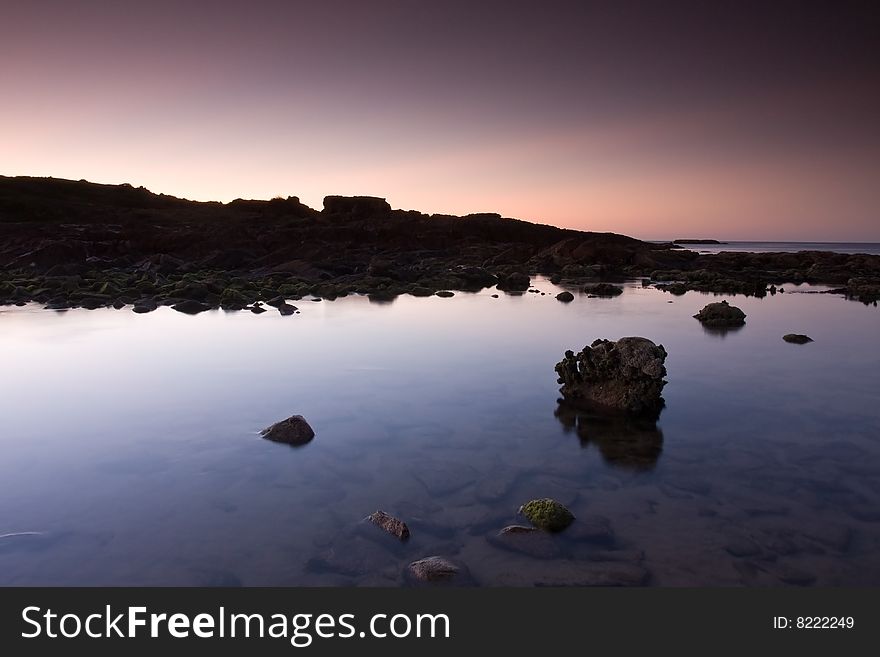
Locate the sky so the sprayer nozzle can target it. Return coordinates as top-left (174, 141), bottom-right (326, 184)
top-left (2, 0), bottom-right (879, 240)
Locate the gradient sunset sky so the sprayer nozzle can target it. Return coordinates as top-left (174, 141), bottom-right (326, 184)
top-left (2, 0), bottom-right (878, 240)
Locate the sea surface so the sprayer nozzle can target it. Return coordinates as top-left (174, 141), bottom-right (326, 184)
top-left (666, 241), bottom-right (880, 255)
top-left (1, 280), bottom-right (878, 586)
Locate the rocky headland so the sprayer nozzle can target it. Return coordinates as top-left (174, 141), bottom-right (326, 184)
top-left (1, 176), bottom-right (878, 310)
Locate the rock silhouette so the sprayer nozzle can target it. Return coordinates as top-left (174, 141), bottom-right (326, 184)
top-left (555, 337), bottom-right (668, 417)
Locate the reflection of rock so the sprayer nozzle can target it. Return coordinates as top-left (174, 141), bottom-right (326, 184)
top-left (700, 322), bottom-right (744, 338)
top-left (554, 337), bottom-right (667, 417)
top-left (554, 402), bottom-right (663, 471)
top-left (260, 414), bottom-right (315, 446)
top-left (783, 333), bottom-right (813, 344)
top-left (693, 300), bottom-right (746, 327)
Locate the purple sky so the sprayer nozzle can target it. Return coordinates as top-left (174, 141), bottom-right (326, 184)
top-left (2, 0), bottom-right (878, 239)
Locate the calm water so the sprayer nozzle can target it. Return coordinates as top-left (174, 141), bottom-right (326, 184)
top-left (666, 241), bottom-right (880, 255)
top-left (1, 280), bottom-right (878, 586)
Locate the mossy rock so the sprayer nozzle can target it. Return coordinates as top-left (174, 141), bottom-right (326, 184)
top-left (519, 498), bottom-right (575, 532)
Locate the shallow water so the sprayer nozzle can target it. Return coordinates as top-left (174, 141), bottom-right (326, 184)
top-left (1, 280), bottom-right (878, 586)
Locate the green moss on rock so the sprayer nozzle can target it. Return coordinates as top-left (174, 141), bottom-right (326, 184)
top-left (519, 498), bottom-right (574, 532)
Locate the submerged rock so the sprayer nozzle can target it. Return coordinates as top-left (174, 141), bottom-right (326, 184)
top-left (693, 300), bottom-right (746, 327)
top-left (555, 337), bottom-right (668, 416)
top-left (260, 414), bottom-right (315, 446)
top-left (406, 556), bottom-right (466, 583)
top-left (367, 511), bottom-right (410, 541)
top-left (488, 525), bottom-right (562, 559)
top-left (556, 290), bottom-right (575, 302)
top-left (583, 283), bottom-right (623, 297)
top-left (783, 333), bottom-right (813, 344)
top-left (519, 498), bottom-right (575, 532)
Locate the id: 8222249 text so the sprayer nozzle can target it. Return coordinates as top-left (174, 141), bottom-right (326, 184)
top-left (773, 617), bottom-right (854, 629)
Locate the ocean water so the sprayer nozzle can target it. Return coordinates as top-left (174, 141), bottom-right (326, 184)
top-left (0, 280), bottom-right (878, 586)
top-left (667, 241), bottom-right (880, 255)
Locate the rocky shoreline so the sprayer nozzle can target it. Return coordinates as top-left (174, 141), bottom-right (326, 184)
top-left (1, 176), bottom-right (878, 311)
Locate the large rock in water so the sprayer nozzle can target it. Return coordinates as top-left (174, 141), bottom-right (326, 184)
top-left (555, 337), bottom-right (668, 416)
top-left (693, 300), bottom-right (746, 327)
top-left (260, 414), bottom-right (315, 445)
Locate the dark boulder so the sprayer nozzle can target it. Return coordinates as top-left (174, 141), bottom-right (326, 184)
top-left (277, 302), bottom-right (297, 316)
top-left (583, 283), bottom-right (623, 297)
top-left (783, 334), bottom-right (813, 344)
top-left (693, 300), bottom-right (746, 327)
top-left (260, 414), bottom-right (315, 446)
top-left (555, 337), bottom-right (668, 416)
top-left (556, 290), bottom-right (575, 302)
top-left (171, 300), bottom-right (212, 315)
top-left (496, 272), bottom-right (530, 291)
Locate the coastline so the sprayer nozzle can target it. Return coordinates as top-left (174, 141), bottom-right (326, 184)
top-left (2, 176), bottom-right (879, 310)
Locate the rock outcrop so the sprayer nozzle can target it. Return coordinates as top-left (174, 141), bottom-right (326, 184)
top-left (260, 414), bottom-right (315, 446)
top-left (693, 300), bottom-right (746, 327)
top-left (555, 337), bottom-right (668, 416)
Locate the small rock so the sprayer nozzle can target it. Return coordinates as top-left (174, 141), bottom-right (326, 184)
top-left (260, 414), bottom-right (315, 446)
top-left (693, 300), bottom-right (746, 327)
top-left (171, 300), bottom-right (212, 315)
top-left (407, 556), bottom-right (461, 582)
top-left (783, 334), bottom-right (813, 344)
top-left (250, 304), bottom-right (267, 314)
top-left (132, 298), bottom-right (157, 313)
top-left (519, 498), bottom-right (575, 532)
top-left (277, 302), bottom-right (297, 316)
top-left (367, 511), bottom-right (410, 541)
top-left (435, 290), bottom-right (454, 298)
top-left (583, 283), bottom-right (623, 297)
top-left (488, 525), bottom-right (562, 559)
top-left (556, 291), bottom-right (575, 302)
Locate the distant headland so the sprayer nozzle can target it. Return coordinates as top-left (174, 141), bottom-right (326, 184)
top-left (0, 176), bottom-right (878, 310)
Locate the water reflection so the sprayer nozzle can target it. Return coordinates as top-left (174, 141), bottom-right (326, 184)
top-left (699, 323), bottom-right (746, 338)
top-left (554, 401), bottom-right (663, 471)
